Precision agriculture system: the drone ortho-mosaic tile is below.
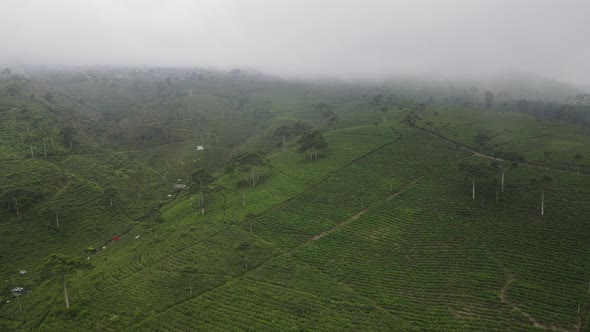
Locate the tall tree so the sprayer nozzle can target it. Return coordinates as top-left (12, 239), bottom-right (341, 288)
top-left (272, 125), bottom-right (291, 151)
top-left (484, 91), bottom-right (494, 108)
top-left (232, 152), bottom-right (266, 186)
top-left (473, 129), bottom-right (493, 151)
top-left (529, 176), bottom-right (553, 215)
top-left (60, 127), bottom-right (77, 148)
top-left (459, 162), bottom-right (494, 199)
top-left (192, 169), bottom-right (214, 189)
top-left (493, 151), bottom-right (525, 192)
top-left (42, 254), bottom-right (91, 309)
top-left (321, 110), bottom-right (338, 130)
top-left (192, 169), bottom-right (214, 215)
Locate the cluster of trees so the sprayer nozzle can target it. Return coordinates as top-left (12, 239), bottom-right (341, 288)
top-left (1, 188), bottom-right (45, 218)
top-left (271, 120), bottom-right (329, 160)
top-left (272, 121), bottom-right (311, 151)
top-left (473, 129), bottom-right (495, 151)
top-left (459, 154), bottom-right (551, 215)
top-left (459, 151), bottom-right (525, 200)
top-left (369, 94), bottom-right (396, 123)
top-left (226, 152), bottom-right (267, 187)
top-left (297, 130), bottom-right (328, 160)
top-left (504, 99), bottom-right (590, 128)
top-left (0, 68), bottom-right (25, 81)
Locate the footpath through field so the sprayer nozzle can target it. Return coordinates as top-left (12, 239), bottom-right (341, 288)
top-left (411, 123), bottom-right (588, 176)
top-left (288, 175), bottom-right (424, 254)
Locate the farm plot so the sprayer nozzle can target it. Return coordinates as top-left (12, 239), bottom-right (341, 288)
top-left (292, 159), bottom-right (590, 331)
top-left (423, 107), bottom-right (590, 172)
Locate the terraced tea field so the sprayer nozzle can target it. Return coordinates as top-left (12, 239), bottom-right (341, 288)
top-left (421, 107), bottom-right (590, 172)
top-left (2, 74), bottom-right (590, 331)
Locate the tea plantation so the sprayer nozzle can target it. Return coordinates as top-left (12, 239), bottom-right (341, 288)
top-left (1, 71), bottom-right (589, 331)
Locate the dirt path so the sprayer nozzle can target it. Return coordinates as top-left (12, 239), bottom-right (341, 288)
top-left (289, 208), bottom-right (369, 254)
top-left (289, 176), bottom-right (424, 254)
top-left (499, 273), bottom-right (577, 332)
top-left (412, 124), bottom-right (587, 176)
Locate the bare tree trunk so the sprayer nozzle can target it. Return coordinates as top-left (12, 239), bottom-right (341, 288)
top-left (30, 144), bottom-right (34, 158)
top-left (63, 281), bottom-right (70, 309)
top-left (50, 136), bottom-right (54, 148)
top-left (11, 277), bottom-right (22, 313)
top-left (43, 142), bottom-right (47, 157)
top-left (251, 169), bottom-right (255, 186)
top-left (200, 192), bottom-right (204, 215)
top-left (501, 169), bottom-right (505, 192)
top-left (541, 188), bottom-right (545, 215)
top-left (56, 212), bottom-right (59, 228)
top-left (283, 135), bottom-right (286, 151)
top-left (472, 179), bottom-right (475, 200)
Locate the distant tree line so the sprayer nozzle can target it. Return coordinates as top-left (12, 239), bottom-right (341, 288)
top-left (508, 99), bottom-right (590, 128)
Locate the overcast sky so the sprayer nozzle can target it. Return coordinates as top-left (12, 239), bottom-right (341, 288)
top-left (1, 0), bottom-right (589, 86)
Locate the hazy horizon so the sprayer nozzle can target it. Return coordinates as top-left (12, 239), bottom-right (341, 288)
top-left (1, 0), bottom-right (589, 88)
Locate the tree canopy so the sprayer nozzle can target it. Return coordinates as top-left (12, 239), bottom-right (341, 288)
top-left (473, 129), bottom-right (494, 150)
top-left (298, 130), bottom-right (328, 160)
top-left (192, 169), bottom-right (214, 189)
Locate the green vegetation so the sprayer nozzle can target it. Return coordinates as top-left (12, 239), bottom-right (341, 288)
top-left (1, 68), bottom-right (589, 331)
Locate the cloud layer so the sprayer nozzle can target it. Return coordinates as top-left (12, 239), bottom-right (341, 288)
top-left (1, 0), bottom-right (589, 85)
